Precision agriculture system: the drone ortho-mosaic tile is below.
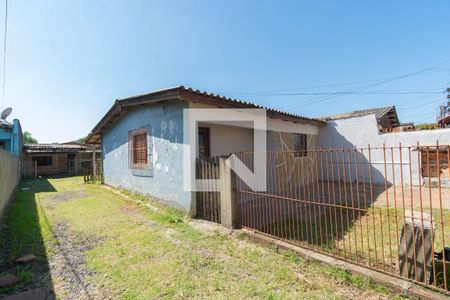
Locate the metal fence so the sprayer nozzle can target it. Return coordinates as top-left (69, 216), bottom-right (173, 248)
top-left (235, 143), bottom-right (449, 293)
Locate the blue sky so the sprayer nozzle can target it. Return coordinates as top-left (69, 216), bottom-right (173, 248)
top-left (1, 0), bottom-right (450, 142)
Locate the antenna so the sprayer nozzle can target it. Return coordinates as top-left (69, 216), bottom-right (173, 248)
top-left (0, 107), bottom-right (12, 120)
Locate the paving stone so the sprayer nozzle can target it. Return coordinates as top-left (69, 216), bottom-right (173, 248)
top-left (2, 287), bottom-right (47, 300)
top-left (0, 274), bottom-right (20, 288)
top-left (15, 254), bottom-right (37, 265)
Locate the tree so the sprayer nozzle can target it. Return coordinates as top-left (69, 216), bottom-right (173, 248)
top-left (75, 136), bottom-right (87, 143)
top-left (23, 131), bottom-right (38, 144)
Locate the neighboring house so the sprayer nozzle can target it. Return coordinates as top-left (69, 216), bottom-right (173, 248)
top-left (22, 142), bottom-right (98, 177)
top-left (319, 106), bottom-right (450, 185)
top-left (85, 86), bottom-right (326, 214)
top-left (320, 106), bottom-right (400, 133)
top-left (0, 118), bottom-right (22, 157)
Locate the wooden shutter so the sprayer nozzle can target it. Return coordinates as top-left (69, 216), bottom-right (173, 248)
top-left (129, 127), bottom-right (149, 169)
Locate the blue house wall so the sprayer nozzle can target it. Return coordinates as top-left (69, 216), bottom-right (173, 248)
top-left (0, 119), bottom-right (22, 157)
top-left (102, 101), bottom-right (192, 212)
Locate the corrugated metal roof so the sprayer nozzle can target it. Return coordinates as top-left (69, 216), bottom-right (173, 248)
top-left (86, 86), bottom-right (326, 144)
top-left (23, 143), bottom-right (88, 153)
top-left (178, 86), bottom-right (323, 124)
top-left (320, 106), bottom-right (397, 121)
top-left (116, 86), bottom-right (324, 124)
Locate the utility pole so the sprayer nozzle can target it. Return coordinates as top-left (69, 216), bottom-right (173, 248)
top-left (438, 87), bottom-right (450, 127)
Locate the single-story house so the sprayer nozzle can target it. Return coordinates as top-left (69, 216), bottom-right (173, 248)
top-left (22, 142), bottom-right (99, 177)
top-left (85, 86), bottom-right (326, 214)
top-left (85, 87), bottom-right (450, 216)
top-left (0, 118), bottom-right (22, 157)
top-left (319, 106), bottom-right (450, 185)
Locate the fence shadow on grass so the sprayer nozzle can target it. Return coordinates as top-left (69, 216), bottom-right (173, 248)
top-left (0, 179), bottom-right (56, 299)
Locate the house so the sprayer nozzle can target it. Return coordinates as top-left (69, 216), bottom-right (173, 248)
top-left (319, 105), bottom-right (450, 185)
top-left (85, 86), bottom-right (326, 214)
top-left (86, 86), bottom-right (450, 216)
top-left (22, 142), bottom-right (99, 177)
top-left (320, 106), bottom-right (400, 133)
top-left (0, 118), bottom-right (22, 157)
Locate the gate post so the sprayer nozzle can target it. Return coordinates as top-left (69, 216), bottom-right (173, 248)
top-left (219, 156), bottom-right (238, 229)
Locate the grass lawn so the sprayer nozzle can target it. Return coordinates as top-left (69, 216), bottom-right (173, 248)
top-left (0, 177), bottom-right (407, 299)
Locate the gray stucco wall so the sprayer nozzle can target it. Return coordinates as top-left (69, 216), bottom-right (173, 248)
top-left (102, 101), bottom-right (192, 212)
top-left (318, 114), bottom-right (450, 185)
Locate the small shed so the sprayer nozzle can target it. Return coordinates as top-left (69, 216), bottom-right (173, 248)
top-left (22, 142), bottom-right (99, 177)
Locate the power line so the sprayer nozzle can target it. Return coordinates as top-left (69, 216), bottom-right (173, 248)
top-left (251, 90), bottom-right (442, 97)
top-left (222, 69), bottom-right (447, 96)
top-left (396, 95), bottom-right (444, 110)
top-left (1, 0), bottom-right (7, 112)
top-left (280, 62), bottom-right (450, 111)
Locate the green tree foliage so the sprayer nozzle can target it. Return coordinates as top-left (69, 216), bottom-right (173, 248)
top-left (416, 123), bottom-right (435, 130)
top-left (23, 131), bottom-right (38, 144)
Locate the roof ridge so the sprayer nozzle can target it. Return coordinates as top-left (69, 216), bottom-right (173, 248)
top-left (320, 105), bottom-right (397, 121)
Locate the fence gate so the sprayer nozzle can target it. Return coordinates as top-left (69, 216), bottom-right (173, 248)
top-left (196, 156), bottom-right (221, 223)
top-left (234, 145), bottom-right (449, 294)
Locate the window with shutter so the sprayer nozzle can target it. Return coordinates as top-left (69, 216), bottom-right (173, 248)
top-left (133, 133), bottom-right (147, 166)
top-left (128, 127), bottom-right (152, 173)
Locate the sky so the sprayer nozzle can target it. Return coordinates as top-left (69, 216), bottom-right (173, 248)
top-left (1, 0), bottom-right (449, 143)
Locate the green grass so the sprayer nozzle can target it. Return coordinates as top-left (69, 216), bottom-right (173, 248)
top-left (1, 177), bottom-right (406, 299)
top-left (264, 203), bottom-right (450, 291)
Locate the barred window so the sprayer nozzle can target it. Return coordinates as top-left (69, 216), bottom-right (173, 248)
top-left (128, 127), bottom-right (152, 173)
top-left (293, 133), bottom-right (307, 157)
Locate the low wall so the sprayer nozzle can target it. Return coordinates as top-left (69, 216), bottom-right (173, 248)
top-left (0, 149), bottom-right (19, 220)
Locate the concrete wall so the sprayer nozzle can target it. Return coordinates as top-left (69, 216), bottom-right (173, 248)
top-left (207, 123), bottom-right (254, 157)
top-left (0, 149), bottom-right (19, 220)
top-left (102, 101), bottom-right (191, 213)
top-left (319, 114), bottom-right (450, 185)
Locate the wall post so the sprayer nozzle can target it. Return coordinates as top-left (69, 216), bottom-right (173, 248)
top-left (219, 156), bottom-right (237, 229)
top-left (92, 149), bottom-right (97, 179)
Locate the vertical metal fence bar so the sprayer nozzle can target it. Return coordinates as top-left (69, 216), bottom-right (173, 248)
top-left (346, 148), bottom-right (357, 260)
top-left (341, 147), bottom-right (352, 258)
top-left (408, 147), bottom-right (419, 281)
top-left (426, 147), bottom-right (437, 286)
top-left (293, 153), bottom-right (301, 243)
top-left (368, 145), bottom-right (379, 267)
top-left (335, 149), bottom-right (347, 258)
top-left (399, 143), bottom-right (409, 277)
top-left (360, 148), bottom-right (371, 266)
top-left (330, 149), bottom-right (340, 256)
top-left (382, 144), bottom-right (393, 272)
top-left (275, 152), bottom-right (281, 238)
top-left (416, 142), bottom-right (428, 282)
top-left (281, 152), bottom-right (288, 240)
top-left (286, 153), bottom-right (293, 241)
top-left (305, 153), bottom-right (314, 247)
top-left (326, 149), bottom-right (336, 255)
top-left (270, 153), bottom-right (277, 236)
top-left (314, 150), bottom-right (324, 248)
top-left (354, 147), bottom-right (364, 262)
top-left (436, 142), bottom-right (448, 291)
top-left (320, 149), bottom-right (331, 254)
top-left (390, 147), bottom-right (401, 275)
